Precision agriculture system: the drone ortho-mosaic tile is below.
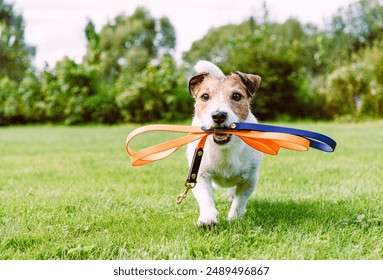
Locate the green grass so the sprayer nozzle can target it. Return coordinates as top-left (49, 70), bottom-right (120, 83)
top-left (1, 121), bottom-right (383, 260)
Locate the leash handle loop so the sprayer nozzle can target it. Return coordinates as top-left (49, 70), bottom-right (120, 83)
top-left (233, 122), bottom-right (337, 152)
top-left (125, 125), bottom-right (205, 166)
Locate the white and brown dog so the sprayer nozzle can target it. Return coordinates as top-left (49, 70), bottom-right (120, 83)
top-left (187, 61), bottom-right (263, 227)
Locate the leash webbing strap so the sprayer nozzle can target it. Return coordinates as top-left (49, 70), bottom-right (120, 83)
top-left (125, 122), bottom-right (336, 203)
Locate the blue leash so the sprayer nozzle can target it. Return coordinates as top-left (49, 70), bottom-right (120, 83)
top-left (203, 122), bottom-right (337, 152)
top-left (234, 122), bottom-right (337, 152)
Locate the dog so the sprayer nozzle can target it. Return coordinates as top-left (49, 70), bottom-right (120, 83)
top-left (187, 61), bottom-right (263, 227)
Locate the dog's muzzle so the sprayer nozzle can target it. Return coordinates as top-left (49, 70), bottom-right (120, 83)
top-left (209, 111), bottom-right (234, 144)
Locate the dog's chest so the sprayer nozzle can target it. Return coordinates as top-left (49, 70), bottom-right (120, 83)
top-left (203, 143), bottom-right (253, 187)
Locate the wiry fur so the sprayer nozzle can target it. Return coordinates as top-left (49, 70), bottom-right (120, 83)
top-left (187, 61), bottom-right (262, 226)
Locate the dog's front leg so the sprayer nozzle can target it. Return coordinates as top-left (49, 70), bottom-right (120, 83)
top-left (192, 176), bottom-right (219, 227)
top-left (228, 177), bottom-right (257, 221)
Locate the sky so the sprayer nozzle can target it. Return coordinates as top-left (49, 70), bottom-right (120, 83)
top-left (11, 0), bottom-right (357, 69)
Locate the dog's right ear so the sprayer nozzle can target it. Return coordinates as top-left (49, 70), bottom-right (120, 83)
top-left (188, 72), bottom-right (209, 97)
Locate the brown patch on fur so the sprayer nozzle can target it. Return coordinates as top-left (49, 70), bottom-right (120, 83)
top-left (189, 72), bottom-right (209, 96)
top-left (224, 75), bottom-right (251, 121)
top-left (193, 76), bottom-right (218, 119)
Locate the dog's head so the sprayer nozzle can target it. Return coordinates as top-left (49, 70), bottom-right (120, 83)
top-left (189, 71), bottom-right (261, 145)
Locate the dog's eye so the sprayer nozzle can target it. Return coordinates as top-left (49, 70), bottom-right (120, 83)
top-left (200, 93), bottom-right (210, 102)
top-left (232, 92), bottom-right (243, 101)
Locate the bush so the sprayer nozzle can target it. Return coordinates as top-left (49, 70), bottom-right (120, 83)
top-left (116, 56), bottom-right (192, 123)
top-left (0, 77), bottom-right (20, 125)
top-left (317, 40), bottom-right (383, 119)
top-left (0, 72), bottom-right (45, 125)
top-left (40, 58), bottom-right (121, 124)
top-left (18, 71), bottom-right (45, 123)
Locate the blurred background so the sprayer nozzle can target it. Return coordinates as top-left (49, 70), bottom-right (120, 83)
top-left (1, 0), bottom-right (383, 125)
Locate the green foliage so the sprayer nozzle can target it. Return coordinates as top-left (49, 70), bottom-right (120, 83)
top-left (83, 7), bottom-right (176, 81)
top-left (317, 39), bottom-right (383, 119)
top-left (1, 0), bottom-right (383, 125)
top-left (325, 0), bottom-right (383, 65)
top-left (156, 17), bottom-right (176, 56)
top-left (15, 70), bottom-right (45, 122)
top-left (183, 19), bottom-right (257, 66)
top-left (1, 5), bottom-right (182, 125)
top-left (0, 77), bottom-right (18, 124)
top-left (116, 56), bottom-right (192, 122)
top-left (41, 58), bottom-right (120, 124)
top-left (0, 0), bottom-right (35, 81)
top-left (0, 71), bottom-right (43, 125)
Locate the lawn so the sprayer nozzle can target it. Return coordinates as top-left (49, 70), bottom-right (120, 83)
top-left (0, 121), bottom-right (382, 260)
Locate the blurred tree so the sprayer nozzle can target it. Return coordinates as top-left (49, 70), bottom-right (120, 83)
top-left (40, 57), bottom-right (120, 124)
top-left (0, 76), bottom-right (19, 124)
top-left (182, 18), bottom-right (257, 67)
top-left (83, 19), bottom-right (100, 68)
top-left (322, 0), bottom-right (383, 70)
top-left (83, 7), bottom-right (176, 81)
top-left (16, 70), bottom-right (45, 122)
top-left (155, 17), bottom-right (176, 57)
top-left (0, 0), bottom-right (35, 81)
top-left (0, 70), bottom-right (43, 125)
top-left (317, 38), bottom-right (383, 119)
top-left (116, 56), bottom-right (191, 122)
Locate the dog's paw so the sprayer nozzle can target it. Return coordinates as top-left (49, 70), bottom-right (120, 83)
top-left (197, 209), bottom-right (219, 227)
top-left (227, 209), bottom-right (245, 221)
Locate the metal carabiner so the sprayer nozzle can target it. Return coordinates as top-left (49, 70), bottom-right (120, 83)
top-left (176, 182), bottom-right (196, 204)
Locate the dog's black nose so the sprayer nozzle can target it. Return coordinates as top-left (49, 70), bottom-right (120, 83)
top-left (212, 111), bottom-right (228, 124)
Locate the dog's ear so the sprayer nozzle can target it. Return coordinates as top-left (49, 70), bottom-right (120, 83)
top-left (234, 71), bottom-right (261, 97)
top-left (188, 72), bottom-right (209, 97)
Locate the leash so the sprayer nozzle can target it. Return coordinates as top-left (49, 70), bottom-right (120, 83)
top-left (125, 122), bottom-right (336, 204)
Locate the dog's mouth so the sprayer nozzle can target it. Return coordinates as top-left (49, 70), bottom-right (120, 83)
top-left (203, 125), bottom-right (234, 145)
top-left (212, 133), bottom-right (232, 145)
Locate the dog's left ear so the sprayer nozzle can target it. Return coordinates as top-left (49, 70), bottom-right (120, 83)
top-left (234, 71), bottom-right (261, 97)
top-left (188, 72), bottom-right (209, 97)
